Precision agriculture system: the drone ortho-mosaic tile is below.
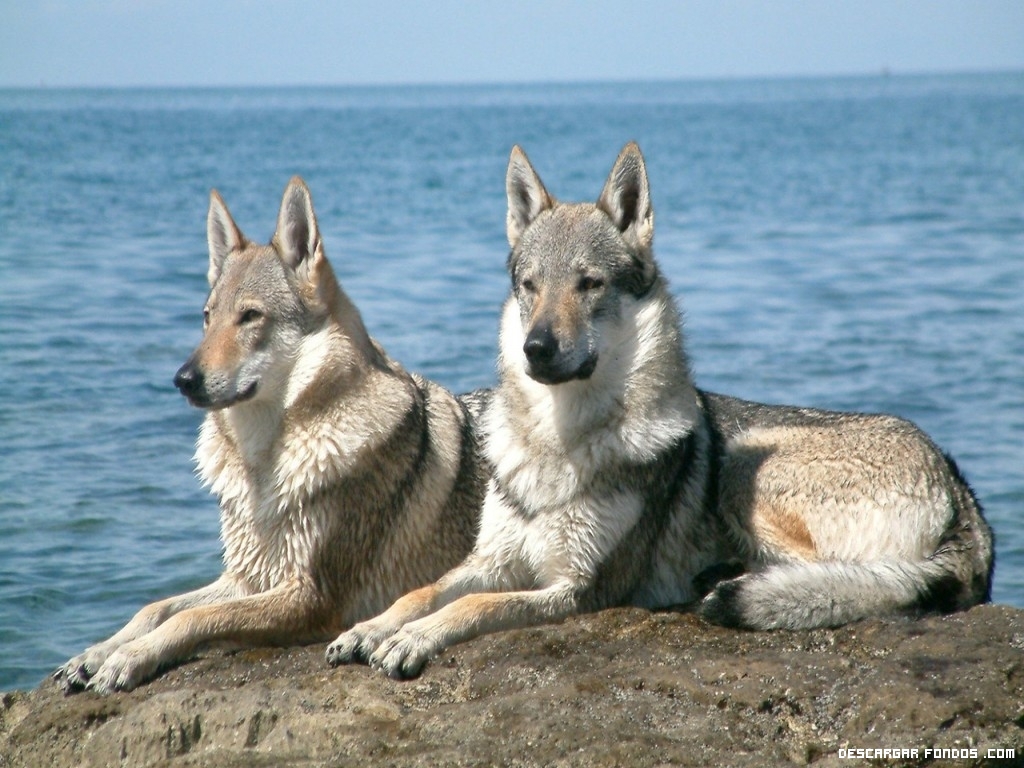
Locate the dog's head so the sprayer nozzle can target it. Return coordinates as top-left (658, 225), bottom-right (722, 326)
top-left (173, 178), bottom-right (343, 410)
top-left (504, 142), bottom-right (658, 385)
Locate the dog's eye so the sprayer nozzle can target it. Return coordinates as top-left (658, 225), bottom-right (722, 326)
top-left (578, 276), bottom-right (605, 292)
top-left (239, 308), bottom-right (263, 325)
top-left (521, 278), bottom-right (536, 293)
top-left (202, 309), bottom-right (210, 328)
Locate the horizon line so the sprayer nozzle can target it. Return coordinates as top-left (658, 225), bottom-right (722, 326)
top-left (3, 66), bottom-right (1021, 92)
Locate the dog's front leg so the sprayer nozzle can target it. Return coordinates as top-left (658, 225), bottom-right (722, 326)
top-left (327, 556), bottom-right (498, 667)
top-left (369, 584), bottom-right (581, 679)
top-left (57, 575), bottom-right (245, 692)
top-left (85, 582), bottom-right (324, 694)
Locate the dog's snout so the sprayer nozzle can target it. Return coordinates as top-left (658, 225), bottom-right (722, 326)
top-left (524, 326), bottom-right (557, 365)
top-left (173, 361), bottom-right (203, 396)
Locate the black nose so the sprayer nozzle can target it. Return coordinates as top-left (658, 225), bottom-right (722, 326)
top-left (173, 361), bottom-right (203, 396)
top-left (523, 325), bottom-right (557, 365)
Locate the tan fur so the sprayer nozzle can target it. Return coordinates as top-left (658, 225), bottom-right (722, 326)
top-left (719, 422), bottom-right (956, 564)
top-left (328, 142), bottom-right (992, 677)
top-left (56, 178), bottom-right (487, 693)
top-left (750, 505), bottom-right (818, 561)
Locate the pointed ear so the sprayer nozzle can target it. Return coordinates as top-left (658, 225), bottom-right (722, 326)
top-left (274, 176), bottom-right (320, 272)
top-left (597, 141), bottom-right (654, 249)
top-left (275, 177), bottom-right (339, 311)
top-left (506, 145), bottom-right (554, 249)
top-left (207, 190), bottom-right (247, 286)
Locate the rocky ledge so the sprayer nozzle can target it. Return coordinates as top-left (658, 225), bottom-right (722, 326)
top-left (2, 605), bottom-right (1023, 767)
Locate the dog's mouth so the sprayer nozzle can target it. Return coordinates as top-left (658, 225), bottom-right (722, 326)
top-left (202, 380), bottom-right (258, 410)
top-left (526, 354), bottom-right (598, 386)
top-left (175, 364), bottom-right (260, 409)
top-left (209, 380), bottom-right (258, 410)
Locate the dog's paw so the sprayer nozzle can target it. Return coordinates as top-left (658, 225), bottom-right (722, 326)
top-left (54, 658), bottom-right (92, 693)
top-left (326, 631), bottom-right (363, 666)
top-left (368, 628), bottom-right (437, 680)
top-left (326, 621), bottom-right (395, 667)
top-left (55, 645), bottom-right (111, 693)
top-left (85, 644), bottom-right (156, 694)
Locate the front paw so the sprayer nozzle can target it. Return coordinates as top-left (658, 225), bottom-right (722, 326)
top-left (85, 645), bottom-right (157, 694)
top-left (368, 628), bottom-right (437, 680)
top-left (326, 620), bottom-right (397, 667)
top-left (55, 645), bottom-right (112, 693)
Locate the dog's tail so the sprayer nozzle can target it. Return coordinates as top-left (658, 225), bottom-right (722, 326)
top-left (701, 559), bottom-right (976, 630)
top-left (700, 466), bottom-right (994, 630)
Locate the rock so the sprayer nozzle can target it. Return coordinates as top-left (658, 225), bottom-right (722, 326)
top-left (3, 605), bottom-right (1023, 767)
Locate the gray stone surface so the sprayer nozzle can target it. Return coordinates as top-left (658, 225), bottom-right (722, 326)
top-left (3, 605), bottom-right (1023, 767)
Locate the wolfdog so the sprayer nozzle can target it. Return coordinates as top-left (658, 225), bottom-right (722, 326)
top-left (56, 178), bottom-right (488, 693)
top-left (327, 142), bottom-right (993, 679)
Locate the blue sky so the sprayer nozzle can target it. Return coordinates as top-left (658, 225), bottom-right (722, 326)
top-left (1, 0), bottom-right (1022, 88)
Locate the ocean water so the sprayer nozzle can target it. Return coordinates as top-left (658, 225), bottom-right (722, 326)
top-left (1, 74), bottom-right (1022, 692)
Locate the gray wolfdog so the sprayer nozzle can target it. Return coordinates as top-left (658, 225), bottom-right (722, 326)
top-left (56, 178), bottom-right (488, 693)
top-left (327, 142), bottom-right (993, 679)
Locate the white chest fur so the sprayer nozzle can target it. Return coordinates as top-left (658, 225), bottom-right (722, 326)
top-left (475, 478), bottom-right (644, 590)
top-left (194, 412), bottom-right (331, 592)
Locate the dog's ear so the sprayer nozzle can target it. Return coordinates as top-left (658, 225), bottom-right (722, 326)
top-left (597, 142), bottom-right (654, 250)
top-left (506, 145), bottom-right (554, 249)
top-left (274, 177), bottom-right (321, 274)
top-left (207, 190), bottom-right (247, 287)
top-left (275, 177), bottom-right (340, 312)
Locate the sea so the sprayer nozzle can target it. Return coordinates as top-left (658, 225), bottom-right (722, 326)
top-left (1, 73), bottom-right (1022, 692)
